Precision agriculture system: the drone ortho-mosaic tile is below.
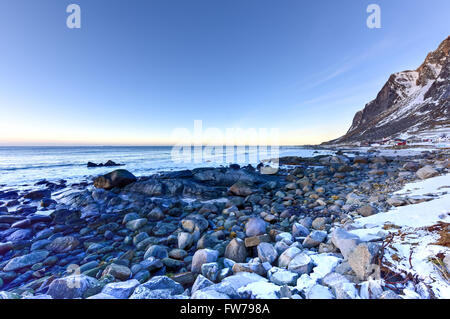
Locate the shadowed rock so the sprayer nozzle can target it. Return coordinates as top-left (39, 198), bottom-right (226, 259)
top-left (94, 169), bottom-right (137, 190)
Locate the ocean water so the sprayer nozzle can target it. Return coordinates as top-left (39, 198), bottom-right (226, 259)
top-left (0, 146), bottom-right (333, 187)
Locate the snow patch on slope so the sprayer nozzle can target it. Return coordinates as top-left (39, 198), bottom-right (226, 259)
top-left (376, 80), bottom-right (434, 128)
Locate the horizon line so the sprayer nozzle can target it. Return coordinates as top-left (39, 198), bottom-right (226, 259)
top-left (0, 143), bottom-right (319, 147)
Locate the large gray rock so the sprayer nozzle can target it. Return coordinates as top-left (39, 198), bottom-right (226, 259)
top-left (144, 245), bottom-right (168, 259)
top-left (387, 197), bottom-right (406, 207)
top-left (257, 243), bottom-right (278, 264)
top-left (346, 192), bottom-right (364, 205)
top-left (126, 218), bottom-right (147, 231)
top-left (123, 179), bottom-right (164, 197)
top-left (47, 275), bottom-right (101, 299)
top-left (101, 279), bottom-right (140, 299)
top-left (287, 253), bottom-right (313, 274)
top-left (224, 238), bottom-right (247, 263)
top-left (302, 230), bottom-right (327, 248)
top-left (193, 167), bottom-right (268, 186)
top-left (306, 284), bottom-right (335, 299)
top-left (129, 276), bottom-right (184, 299)
top-left (292, 223), bottom-right (310, 237)
top-left (102, 264), bottom-right (131, 280)
top-left (197, 233), bottom-right (223, 250)
top-left (46, 236), bottom-right (80, 253)
top-left (94, 169), bottom-right (137, 190)
top-left (347, 243), bottom-right (380, 280)
top-left (245, 218), bottom-right (267, 237)
top-left (140, 276), bottom-right (184, 293)
top-left (191, 275), bottom-right (214, 295)
top-left (122, 212), bottom-right (140, 224)
top-left (312, 217), bottom-right (327, 230)
top-left (357, 205), bottom-right (378, 217)
top-left (267, 267), bottom-right (299, 286)
top-left (181, 214), bottom-right (209, 233)
top-left (3, 250), bottom-right (49, 272)
top-left (191, 282), bottom-right (235, 299)
top-left (232, 262), bottom-right (266, 276)
top-left (178, 232), bottom-right (194, 250)
top-left (403, 161), bottom-right (420, 171)
top-left (147, 206), bottom-right (164, 221)
top-left (322, 272), bottom-right (351, 288)
top-left (331, 228), bottom-right (361, 259)
top-left (191, 249), bottom-right (219, 273)
top-left (201, 262), bottom-right (221, 282)
top-left (221, 272), bottom-right (267, 293)
top-left (275, 232), bottom-right (293, 242)
top-left (332, 282), bottom-right (360, 299)
top-left (229, 181), bottom-right (253, 197)
top-left (278, 247), bottom-right (302, 268)
top-left (416, 165), bottom-right (438, 179)
top-left (6, 229), bottom-right (33, 241)
top-left (244, 234), bottom-right (271, 248)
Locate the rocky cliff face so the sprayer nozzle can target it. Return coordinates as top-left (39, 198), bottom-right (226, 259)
top-left (326, 36), bottom-right (450, 144)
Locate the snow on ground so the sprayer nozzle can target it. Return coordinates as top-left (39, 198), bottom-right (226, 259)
top-left (295, 253), bottom-right (342, 294)
top-left (237, 281), bottom-right (281, 299)
top-left (354, 174), bottom-right (449, 229)
top-left (375, 148), bottom-right (438, 157)
top-left (354, 193), bottom-right (448, 229)
top-left (349, 174), bottom-right (450, 298)
top-left (394, 174), bottom-right (450, 197)
top-left (341, 146), bottom-right (438, 157)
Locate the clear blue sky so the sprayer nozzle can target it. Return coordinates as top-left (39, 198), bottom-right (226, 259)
top-left (0, 0), bottom-right (449, 145)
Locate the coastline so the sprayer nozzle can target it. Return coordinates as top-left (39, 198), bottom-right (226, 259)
top-left (0, 145), bottom-right (333, 188)
top-left (0, 146), bottom-right (449, 299)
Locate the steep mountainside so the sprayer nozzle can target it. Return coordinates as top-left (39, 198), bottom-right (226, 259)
top-left (325, 36), bottom-right (450, 145)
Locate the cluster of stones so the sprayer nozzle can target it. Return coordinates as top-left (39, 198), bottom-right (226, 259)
top-left (0, 148), bottom-right (448, 299)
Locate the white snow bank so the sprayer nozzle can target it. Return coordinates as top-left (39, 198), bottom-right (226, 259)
top-left (354, 174), bottom-right (450, 229)
top-left (354, 194), bottom-right (449, 229)
top-left (394, 174), bottom-right (450, 197)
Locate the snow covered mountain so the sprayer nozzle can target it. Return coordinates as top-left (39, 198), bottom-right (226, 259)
top-left (325, 36), bottom-right (450, 145)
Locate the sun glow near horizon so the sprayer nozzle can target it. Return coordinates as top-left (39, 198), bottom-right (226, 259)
top-left (0, 121), bottom-right (344, 147)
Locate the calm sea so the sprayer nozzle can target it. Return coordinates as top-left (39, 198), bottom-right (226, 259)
top-left (0, 146), bottom-right (332, 187)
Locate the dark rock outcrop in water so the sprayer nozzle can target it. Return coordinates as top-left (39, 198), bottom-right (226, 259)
top-left (325, 36), bottom-right (450, 144)
top-left (87, 160), bottom-right (124, 168)
top-left (123, 166), bottom-right (279, 200)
